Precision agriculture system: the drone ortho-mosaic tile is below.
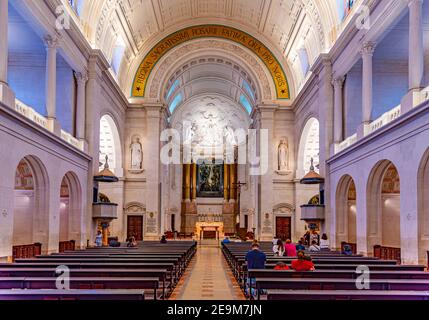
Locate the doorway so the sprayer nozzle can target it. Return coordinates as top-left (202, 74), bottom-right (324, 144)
top-left (275, 216), bottom-right (291, 241)
top-left (127, 216), bottom-right (143, 241)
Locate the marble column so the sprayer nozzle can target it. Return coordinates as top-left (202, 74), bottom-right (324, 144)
top-left (333, 77), bottom-right (345, 144)
top-left (85, 54), bottom-right (104, 245)
top-left (191, 162), bottom-right (197, 201)
top-left (44, 35), bottom-right (60, 135)
top-left (0, 0), bottom-right (15, 108)
top-left (224, 163), bottom-right (229, 202)
top-left (0, 0), bottom-right (8, 84)
top-left (229, 164), bottom-right (237, 202)
top-left (314, 57), bottom-right (333, 239)
top-left (402, 0), bottom-right (425, 113)
top-left (361, 42), bottom-right (375, 126)
top-left (258, 105), bottom-right (276, 240)
top-left (145, 105), bottom-right (164, 237)
top-left (183, 164), bottom-right (191, 201)
top-left (408, 0), bottom-right (424, 90)
top-left (75, 71), bottom-right (88, 142)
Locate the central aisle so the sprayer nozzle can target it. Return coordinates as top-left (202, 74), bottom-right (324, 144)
top-left (170, 243), bottom-right (245, 300)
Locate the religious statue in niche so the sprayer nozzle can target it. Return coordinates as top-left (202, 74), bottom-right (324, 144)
top-left (129, 136), bottom-right (144, 174)
top-left (276, 138), bottom-right (291, 175)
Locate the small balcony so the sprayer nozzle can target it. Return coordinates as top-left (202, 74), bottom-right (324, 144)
top-left (300, 205), bottom-right (325, 221)
top-left (92, 203), bottom-right (118, 220)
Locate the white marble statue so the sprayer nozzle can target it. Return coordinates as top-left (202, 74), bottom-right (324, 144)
top-left (278, 138), bottom-right (289, 171)
top-left (130, 137), bottom-right (143, 170)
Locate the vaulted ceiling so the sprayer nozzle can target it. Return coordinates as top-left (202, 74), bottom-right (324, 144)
top-left (76, 0), bottom-right (342, 98)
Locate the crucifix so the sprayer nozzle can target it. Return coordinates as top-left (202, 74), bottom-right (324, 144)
top-left (232, 181), bottom-right (247, 235)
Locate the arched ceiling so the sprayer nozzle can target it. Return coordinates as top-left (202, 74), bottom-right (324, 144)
top-left (163, 55), bottom-right (259, 113)
top-left (76, 0), bottom-right (342, 99)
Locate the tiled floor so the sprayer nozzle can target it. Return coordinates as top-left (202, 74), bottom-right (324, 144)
top-left (169, 244), bottom-right (245, 300)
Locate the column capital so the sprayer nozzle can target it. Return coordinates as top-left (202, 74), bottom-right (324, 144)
top-left (408, 0), bottom-right (423, 7)
top-left (44, 35), bottom-right (60, 49)
top-left (360, 41), bottom-right (376, 56)
top-left (332, 76), bottom-right (345, 88)
top-left (74, 71), bottom-right (88, 84)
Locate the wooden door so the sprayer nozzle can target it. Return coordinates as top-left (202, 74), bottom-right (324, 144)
top-left (276, 217), bottom-right (291, 241)
top-left (127, 216), bottom-right (143, 241)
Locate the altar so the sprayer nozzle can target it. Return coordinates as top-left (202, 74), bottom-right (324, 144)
top-left (195, 222), bottom-right (224, 241)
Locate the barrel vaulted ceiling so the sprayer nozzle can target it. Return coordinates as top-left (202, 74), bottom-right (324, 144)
top-left (73, 0), bottom-right (346, 99)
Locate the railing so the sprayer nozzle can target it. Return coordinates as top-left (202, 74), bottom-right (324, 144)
top-left (15, 99), bottom-right (83, 151)
top-left (61, 130), bottom-right (84, 150)
top-left (368, 105), bottom-right (401, 135)
top-left (336, 133), bottom-right (357, 153)
top-left (15, 99), bottom-right (48, 129)
top-left (12, 243), bottom-right (42, 260)
top-left (374, 245), bottom-right (401, 263)
top-left (422, 86), bottom-right (429, 103)
top-left (59, 240), bottom-right (76, 253)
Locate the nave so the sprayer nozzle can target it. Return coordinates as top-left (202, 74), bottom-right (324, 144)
top-left (1, 239), bottom-right (429, 301)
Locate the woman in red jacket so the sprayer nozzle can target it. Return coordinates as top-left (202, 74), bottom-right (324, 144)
top-left (291, 251), bottom-right (315, 271)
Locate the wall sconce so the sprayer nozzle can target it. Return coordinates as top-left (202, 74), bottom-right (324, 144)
top-left (2, 210), bottom-right (7, 218)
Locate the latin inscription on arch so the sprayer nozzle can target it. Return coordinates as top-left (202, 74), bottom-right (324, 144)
top-left (132, 25), bottom-right (290, 99)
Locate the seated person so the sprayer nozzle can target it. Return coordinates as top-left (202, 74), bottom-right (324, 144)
top-left (295, 240), bottom-right (306, 251)
top-left (245, 243), bottom-right (266, 297)
top-left (342, 244), bottom-right (353, 256)
top-left (320, 233), bottom-right (330, 251)
top-left (291, 251), bottom-right (315, 271)
top-left (274, 262), bottom-right (290, 270)
top-left (284, 239), bottom-right (297, 257)
top-left (222, 236), bottom-right (231, 244)
top-left (109, 238), bottom-right (121, 247)
top-left (308, 240), bottom-right (321, 252)
top-left (160, 235), bottom-right (167, 244)
top-left (127, 236), bottom-right (137, 247)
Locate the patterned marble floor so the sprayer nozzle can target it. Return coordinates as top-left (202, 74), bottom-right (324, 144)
top-left (169, 243), bottom-right (245, 300)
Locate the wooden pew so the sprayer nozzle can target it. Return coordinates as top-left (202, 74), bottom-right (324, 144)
top-left (0, 277), bottom-right (159, 299)
top-left (0, 289), bottom-right (145, 300)
top-left (0, 262), bottom-right (178, 288)
top-left (246, 269), bottom-right (429, 298)
top-left (267, 290), bottom-right (429, 300)
top-left (255, 278), bottom-right (429, 300)
top-left (0, 268), bottom-right (168, 299)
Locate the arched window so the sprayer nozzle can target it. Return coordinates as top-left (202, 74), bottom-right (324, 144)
top-left (242, 80), bottom-right (255, 101)
top-left (297, 118), bottom-right (320, 177)
top-left (166, 79), bottom-right (180, 100)
top-left (337, 0), bottom-right (355, 22)
top-left (99, 115), bottom-right (122, 175)
top-left (169, 93), bottom-right (183, 113)
top-left (111, 36), bottom-right (126, 75)
top-left (239, 94), bottom-right (252, 114)
top-left (297, 47), bottom-right (310, 76)
top-left (68, 0), bottom-right (84, 16)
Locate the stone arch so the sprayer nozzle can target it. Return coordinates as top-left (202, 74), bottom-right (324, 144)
top-left (335, 174), bottom-right (357, 247)
top-left (133, 39), bottom-right (279, 102)
top-left (417, 148), bottom-right (429, 264)
top-left (367, 160), bottom-right (401, 251)
top-left (297, 117), bottom-right (320, 178)
top-left (59, 171), bottom-right (83, 246)
top-left (12, 155), bottom-right (50, 251)
top-left (99, 114), bottom-right (123, 176)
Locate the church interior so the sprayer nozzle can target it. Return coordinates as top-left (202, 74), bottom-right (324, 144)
top-left (0, 0), bottom-right (429, 302)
